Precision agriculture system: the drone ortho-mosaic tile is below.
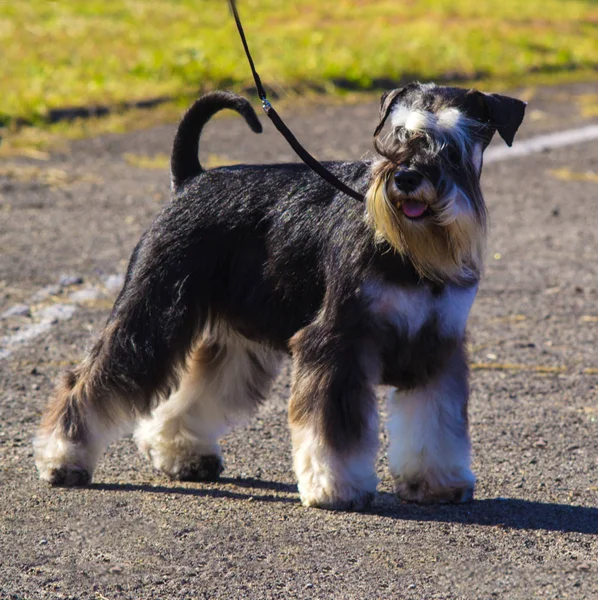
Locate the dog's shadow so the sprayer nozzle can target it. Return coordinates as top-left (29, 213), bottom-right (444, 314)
top-left (91, 476), bottom-right (298, 505)
top-left (92, 477), bottom-right (597, 534)
top-left (371, 492), bottom-right (598, 535)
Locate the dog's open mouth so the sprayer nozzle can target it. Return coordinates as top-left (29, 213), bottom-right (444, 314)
top-left (401, 199), bottom-right (428, 219)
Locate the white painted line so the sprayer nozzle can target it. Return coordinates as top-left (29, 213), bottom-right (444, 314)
top-left (485, 124), bottom-right (598, 164)
top-left (69, 288), bottom-right (102, 303)
top-left (0, 304), bottom-right (77, 360)
top-left (0, 285), bottom-right (60, 320)
top-left (0, 274), bottom-right (124, 361)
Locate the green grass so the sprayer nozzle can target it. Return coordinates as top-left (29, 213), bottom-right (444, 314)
top-left (1, 0), bottom-right (597, 151)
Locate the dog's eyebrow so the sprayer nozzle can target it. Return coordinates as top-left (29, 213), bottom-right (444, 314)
top-left (391, 105), bottom-right (464, 134)
top-left (391, 103), bottom-right (488, 158)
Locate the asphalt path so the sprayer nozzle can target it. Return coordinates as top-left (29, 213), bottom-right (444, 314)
top-left (1, 82), bottom-right (597, 599)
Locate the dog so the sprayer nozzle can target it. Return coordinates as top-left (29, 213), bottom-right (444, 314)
top-left (34, 83), bottom-right (526, 510)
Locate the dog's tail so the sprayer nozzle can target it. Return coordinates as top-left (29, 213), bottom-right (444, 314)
top-left (170, 91), bottom-right (262, 190)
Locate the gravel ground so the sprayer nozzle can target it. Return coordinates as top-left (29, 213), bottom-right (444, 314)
top-left (0, 82), bottom-right (597, 599)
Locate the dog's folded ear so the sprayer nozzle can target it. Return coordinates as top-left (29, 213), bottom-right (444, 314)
top-left (481, 93), bottom-right (527, 147)
top-left (374, 86), bottom-right (413, 138)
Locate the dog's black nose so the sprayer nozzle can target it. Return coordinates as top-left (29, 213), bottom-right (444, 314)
top-left (394, 170), bottom-right (423, 193)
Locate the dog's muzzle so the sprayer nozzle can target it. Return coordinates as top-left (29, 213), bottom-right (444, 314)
top-left (394, 168), bottom-right (423, 193)
top-left (394, 169), bottom-right (428, 219)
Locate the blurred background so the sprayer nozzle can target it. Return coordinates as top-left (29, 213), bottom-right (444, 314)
top-left (1, 0), bottom-right (597, 156)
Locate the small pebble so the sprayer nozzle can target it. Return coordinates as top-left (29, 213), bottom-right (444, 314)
top-left (69, 288), bottom-right (100, 303)
top-left (104, 274), bottom-right (125, 292)
top-left (109, 565), bottom-right (124, 574)
top-left (408, 584), bottom-right (416, 590)
top-left (59, 275), bottom-right (84, 287)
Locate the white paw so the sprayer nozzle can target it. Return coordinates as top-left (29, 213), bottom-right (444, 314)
top-left (134, 418), bottom-right (222, 481)
top-left (299, 479), bottom-right (375, 511)
top-left (393, 468), bottom-right (475, 504)
top-left (33, 432), bottom-right (95, 486)
top-left (293, 430), bottom-right (378, 511)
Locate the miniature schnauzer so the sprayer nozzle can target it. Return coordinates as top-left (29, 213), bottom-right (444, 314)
top-left (34, 83), bottom-right (525, 510)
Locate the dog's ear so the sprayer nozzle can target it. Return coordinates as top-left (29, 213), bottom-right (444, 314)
top-left (481, 93), bottom-right (527, 147)
top-left (374, 87), bottom-right (409, 138)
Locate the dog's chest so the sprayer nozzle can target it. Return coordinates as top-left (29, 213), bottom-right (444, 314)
top-left (364, 280), bottom-right (477, 386)
top-left (365, 281), bottom-right (477, 338)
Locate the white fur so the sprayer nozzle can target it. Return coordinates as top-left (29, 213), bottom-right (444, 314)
top-left (363, 281), bottom-right (430, 338)
top-left (387, 369), bottom-right (475, 502)
top-left (436, 107), bottom-right (462, 130)
top-left (34, 431), bottom-right (97, 483)
top-left (363, 280), bottom-right (478, 339)
top-left (472, 142), bottom-right (483, 173)
top-left (391, 102), bottom-right (478, 161)
top-left (437, 283), bottom-right (478, 337)
top-left (291, 420), bottom-right (378, 509)
top-left (34, 405), bottom-right (134, 483)
top-left (391, 104), bottom-right (465, 135)
top-left (135, 332), bottom-right (281, 478)
top-left (433, 183), bottom-right (469, 226)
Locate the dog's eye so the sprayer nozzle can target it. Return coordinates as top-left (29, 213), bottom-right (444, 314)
top-left (394, 126), bottom-right (412, 140)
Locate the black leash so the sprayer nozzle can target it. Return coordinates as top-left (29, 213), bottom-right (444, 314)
top-left (227, 0), bottom-right (365, 202)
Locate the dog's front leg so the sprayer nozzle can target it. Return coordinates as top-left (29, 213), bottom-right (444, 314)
top-left (288, 322), bottom-right (380, 511)
top-left (387, 346), bottom-right (475, 503)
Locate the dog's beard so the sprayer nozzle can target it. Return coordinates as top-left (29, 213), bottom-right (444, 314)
top-left (366, 165), bottom-right (486, 283)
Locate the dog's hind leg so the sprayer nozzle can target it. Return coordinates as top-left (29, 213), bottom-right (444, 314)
top-left (33, 320), bottom-right (152, 487)
top-left (288, 319), bottom-right (380, 511)
top-left (33, 346), bottom-right (138, 487)
top-left (134, 330), bottom-right (282, 481)
top-left (34, 237), bottom-right (206, 486)
top-left (387, 345), bottom-right (475, 504)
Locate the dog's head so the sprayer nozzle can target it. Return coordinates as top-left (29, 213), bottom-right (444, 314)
top-left (366, 82), bottom-right (526, 282)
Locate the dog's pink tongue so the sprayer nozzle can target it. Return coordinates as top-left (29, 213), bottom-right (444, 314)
top-left (402, 200), bottom-right (427, 218)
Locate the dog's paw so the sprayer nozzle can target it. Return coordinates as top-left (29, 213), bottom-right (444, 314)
top-left (34, 433), bottom-right (95, 487)
top-left (42, 466), bottom-right (92, 487)
top-left (168, 454), bottom-right (224, 482)
top-left (393, 472), bottom-right (475, 504)
top-left (299, 484), bottom-right (375, 512)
